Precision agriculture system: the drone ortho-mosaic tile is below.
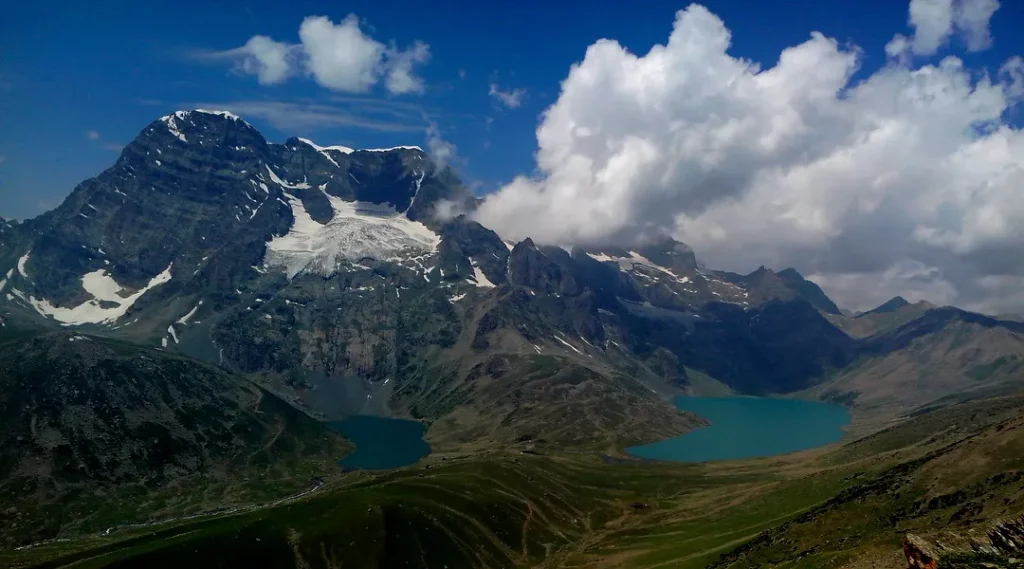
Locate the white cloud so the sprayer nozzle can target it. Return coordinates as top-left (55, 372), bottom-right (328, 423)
top-left (433, 198), bottom-right (469, 222)
top-left (385, 41), bottom-right (431, 95)
top-left (425, 122), bottom-right (455, 168)
top-left (209, 15), bottom-right (429, 95)
top-left (474, 4), bottom-right (1024, 314)
top-left (488, 83), bottom-right (526, 108)
top-left (909, 0), bottom-right (955, 55)
top-left (216, 35), bottom-right (298, 85)
top-left (808, 261), bottom-right (959, 313)
top-left (86, 130), bottom-right (100, 140)
top-left (299, 15), bottom-right (386, 92)
top-left (888, 0), bottom-right (1001, 58)
top-left (954, 0), bottom-right (1000, 52)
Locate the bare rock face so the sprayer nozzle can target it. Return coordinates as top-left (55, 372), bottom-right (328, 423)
top-left (904, 534), bottom-right (940, 569)
top-left (986, 515), bottom-right (1024, 556)
top-left (903, 517), bottom-right (1024, 568)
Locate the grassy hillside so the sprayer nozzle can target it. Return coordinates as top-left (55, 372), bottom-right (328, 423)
top-left (0, 331), bottom-right (351, 548)
top-left (7, 392), bottom-right (1024, 568)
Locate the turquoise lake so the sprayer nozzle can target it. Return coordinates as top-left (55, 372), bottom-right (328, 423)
top-left (328, 416), bottom-right (430, 470)
top-left (627, 396), bottom-right (851, 462)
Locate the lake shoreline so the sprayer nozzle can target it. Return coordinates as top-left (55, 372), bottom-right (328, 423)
top-left (627, 396), bottom-right (851, 463)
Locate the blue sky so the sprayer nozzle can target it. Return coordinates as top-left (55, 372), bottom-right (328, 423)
top-left (2, 0), bottom-right (1019, 221)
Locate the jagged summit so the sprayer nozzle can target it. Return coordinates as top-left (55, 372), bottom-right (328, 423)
top-left (0, 110), bottom-right (472, 328)
top-left (857, 296), bottom-right (911, 318)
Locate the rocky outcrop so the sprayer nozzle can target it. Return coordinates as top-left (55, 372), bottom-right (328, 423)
top-left (985, 515), bottom-right (1024, 556)
top-left (903, 516), bottom-right (1024, 567)
top-left (903, 534), bottom-right (940, 568)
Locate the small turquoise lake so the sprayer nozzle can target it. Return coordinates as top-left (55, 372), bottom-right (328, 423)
top-left (328, 416), bottom-right (430, 470)
top-left (627, 396), bottom-right (851, 463)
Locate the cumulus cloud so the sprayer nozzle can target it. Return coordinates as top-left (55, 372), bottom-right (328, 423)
top-left (299, 15), bottom-right (386, 92)
top-left (86, 130), bottom-right (101, 141)
top-left (217, 35), bottom-right (298, 85)
top-left (474, 4), bottom-right (1024, 314)
top-left (954, 0), bottom-right (1000, 52)
top-left (206, 15), bottom-right (429, 95)
top-left (489, 83), bottom-right (526, 108)
top-left (887, 0), bottom-right (1000, 58)
top-left (908, 0), bottom-right (955, 55)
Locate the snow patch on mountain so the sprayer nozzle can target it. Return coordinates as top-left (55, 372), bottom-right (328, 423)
top-left (193, 109), bottom-right (243, 121)
top-left (587, 250), bottom-right (691, 284)
top-left (159, 113), bottom-right (188, 143)
top-left (404, 170), bottom-right (426, 214)
top-left (297, 138), bottom-right (354, 167)
top-left (177, 301), bottom-right (202, 324)
top-left (265, 190), bottom-right (440, 278)
top-left (468, 260), bottom-right (495, 288)
top-left (553, 335), bottom-right (583, 355)
top-left (16, 265), bottom-right (173, 326)
top-left (360, 146), bottom-right (423, 152)
top-left (264, 165), bottom-right (311, 190)
top-left (17, 251), bottom-right (30, 278)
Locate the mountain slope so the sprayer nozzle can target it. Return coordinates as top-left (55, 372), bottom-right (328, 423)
top-left (826, 299), bottom-right (935, 339)
top-left (858, 295), bottom-right (911, 317)
top-left (0, 331), bottom-right (350, 546)
top-left (708, 394), bottom-right (1024, 569)
top-left (10, 391), bottom-right (1024, 569)
top-left (812, 307), bottom-right (1024, 429)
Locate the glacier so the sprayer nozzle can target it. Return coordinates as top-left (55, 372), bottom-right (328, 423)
top-left (265, 190), bottom-right (440, 278)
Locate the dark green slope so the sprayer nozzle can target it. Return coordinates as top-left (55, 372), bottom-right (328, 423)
top-left (0, 331), bottom-right (350, 547)
top-left (10, 393), bottom-right (1024, 569)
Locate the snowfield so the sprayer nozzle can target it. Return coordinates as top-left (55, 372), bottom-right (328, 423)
top-left (16, 265), bottom-right (173, 325)
top-left (265, 189), bottom-right (440, 278)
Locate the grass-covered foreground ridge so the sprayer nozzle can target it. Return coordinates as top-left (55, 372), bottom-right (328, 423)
top-left (6, 392), bottom-right (1024, 569)
top-left (0, 331), bottom-right (351, 548)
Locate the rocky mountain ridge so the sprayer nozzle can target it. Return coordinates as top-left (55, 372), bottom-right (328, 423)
top-left (2, 110), bottom-right (1023, 448)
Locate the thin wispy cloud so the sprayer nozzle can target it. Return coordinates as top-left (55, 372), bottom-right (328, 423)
top-left (192, 100), bottom-right (428, 132)
top-left (85, 130), bottom-right (122, 151)
top-left (488, 83), bottom-right (526, 108)
top-left (425, 122), bottom-right (456, 168)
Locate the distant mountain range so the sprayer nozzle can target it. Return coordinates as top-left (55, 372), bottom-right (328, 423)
top-left (2, 110), bottom-right (1024, 523)
top-left (2, 108), bottom-right (1024, 556)
top-left (3, 109), bottom-right (1023, 425)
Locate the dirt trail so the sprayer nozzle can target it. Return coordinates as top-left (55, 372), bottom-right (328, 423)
top-left (520, 501), bottom-right (535, 562)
